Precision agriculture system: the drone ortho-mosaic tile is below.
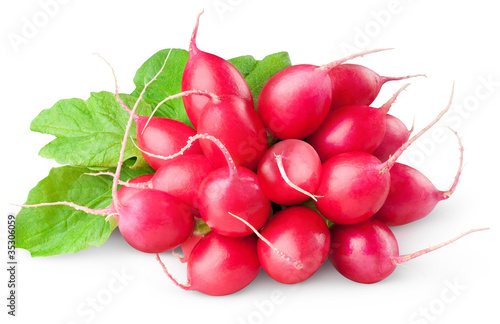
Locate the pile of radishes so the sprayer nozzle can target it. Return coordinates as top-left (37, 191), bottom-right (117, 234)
top-left (21, 12), bottom-right (487, 296)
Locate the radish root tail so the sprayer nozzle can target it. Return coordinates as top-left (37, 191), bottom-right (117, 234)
top-left (391, 227), bottom-right (489, 265)
top-left (380, 82), bottom-right (455, 174)
top-left (274, 153), bottom-right (321, 202)
top-left (156, 253), bottom-right (192, 291)
top-left (440, 128), bottom-right (464, 199)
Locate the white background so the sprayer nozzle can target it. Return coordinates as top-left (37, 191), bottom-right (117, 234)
top-left (1, 0), bottom-right (499, 323)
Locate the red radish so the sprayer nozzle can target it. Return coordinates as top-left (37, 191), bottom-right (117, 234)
top-left (315, 152), bottom-right (391, 224)
top-left (329, 218), bottom-right (487, 283)
top-left (372, 114), bottom-right (413, 162)
top-left (122, 88), bottom-right (219, 170)
top-left (256, 206), bottom-right (330, 284)
top-left (115, 189), bottom-right (193, 253)
top-left (307, 84), bottom-right (409, 162)
top-left (373, 130), bottom-right (463, 226)
top-left (157, 232), bottom-right (260, 296)
top-left (134, 117), bottom-right (202, 170)
top-left (137, 133), bottom-right (271, 238)
top-left (328, 63), bottom-right (424, 110)
top-left (197, 94), bottom-right (268, 171)
top-left (198, 165), bottom-right (271, 237)
top-left (182, 10), bottom-right (253, 128)
top-left (151, 154), bottom-right (215, 212)
top-left (258, 49), bottom-right (389, 140)
top-left (314, 86), bottom-right (454, 225)
top-left (18, 54), bottom-right (194, 254)
top-left (257, 139), bottom-right (322, 205)
top-left (138, 86), bottom-right (264, 171)
top-left (92, 154), bottom-right (213, 216)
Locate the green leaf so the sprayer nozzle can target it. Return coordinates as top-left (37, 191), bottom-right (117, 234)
top-left (131, 49), bottom-right (292, 123)
top-left (31, 91), bottom-right (152, 169)
top-left (229, 51), bottom-right (292, 109)
top-left (15, 166), bottom-right (154, 257)
top-left (227, 55), bottom-right (258, 78)
top-left (131, 48), bottom-right (191, 125)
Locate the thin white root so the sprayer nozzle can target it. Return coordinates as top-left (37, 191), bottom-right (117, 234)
top-left (391, 227), bottom-right (489, 265)
top-left (228, 212), bottom-right (303, 270)
top-left (381, 82), bottom-right (455, 174)
top-left (142, 90), bottom-right (220, 134)
top-left (110, 48), bottom-right (173, 208)
top-left (274, 153), bottom-right (321, 202)
top-left (132, 133), bottom-right (238, 177)
top-left (13, 202), bottom-right (114, 217)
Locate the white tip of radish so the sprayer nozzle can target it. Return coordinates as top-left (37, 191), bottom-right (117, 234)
top-left (440, 128), bottom-right (464, 200)
top-left (132, 133), bottom-right (238, 178)
top-left (380, 82), bottom-right (455, 174)
top-left (105, 213), bottom-right (119, 222)
top-left (391, 227), bottom-right (489, 265)
top-left (156, 253), bottom-right (192, 291)
top-left (94, 53), bottom-right (137, 119)
top-left (12, 202), bottom-right (114, 217)
top-left (189, 9), bottom-right (205, 53)
top-left (381, 74), bottom-right (427, 84)
top-left (142, 89), bottom-right (220, 135)
top-left (320, 48), bottom-right (394, 71)
top-left (379, 83), bottom-right (410, 114)
top-left (84, 172), bottom-right (150, 188)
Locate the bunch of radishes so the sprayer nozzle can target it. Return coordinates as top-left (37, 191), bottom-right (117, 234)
top-left (21, 12), bottom-right (486, 296)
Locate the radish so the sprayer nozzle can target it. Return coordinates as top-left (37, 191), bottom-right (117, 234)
top-left (135, 84), bottom-right (265, 171)
top-left (157, 231), bottom-right (260, 296)
top-left (328, 218), bottom-right (487, 283)
top-left (151, 154), bottom-right (215, 212)
top-left (373, 129), bottom-right (463, 226)
top-left (328, 63), bottom-right (424, 110)
top-left (257, 139), bottom-right (322, 205)
top-left (372, 114), bottom-right (413, 162)
top-left (121, 89), bottom-right (220, 170)
top-left (197, 94), bottom-right (268, 171)
top-left (256, 206), bottom-right (330, 284)
top-left (314, 86), bottom-right (454, 225)
top-left (134, 116), bottom-right (202, 170)
top-left (18, 53), bottom-right (195, 254)
top-left (198, 165), bottom-right (271, 237)
top-left (257, 49), bottom-right (389, 140)
top-left (306, 84), bottom-right (409, 162)
top-left (182, 10), bottom-right (253, 128)
top-left (136, 133), bottom-right (271, 238)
